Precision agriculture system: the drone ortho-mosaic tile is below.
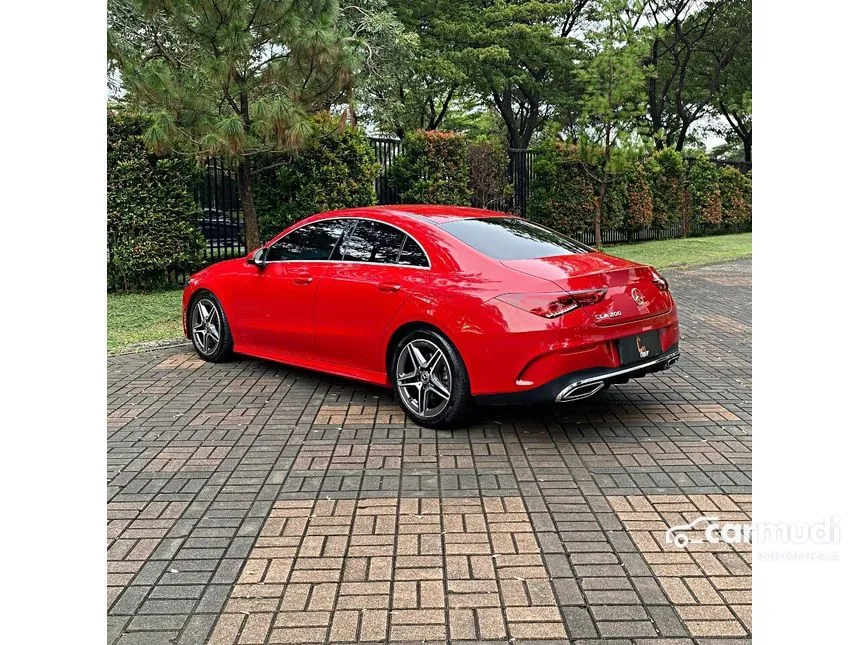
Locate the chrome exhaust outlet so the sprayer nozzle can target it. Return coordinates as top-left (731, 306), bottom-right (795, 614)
top-left (556, 381), bottom-right (605, 403)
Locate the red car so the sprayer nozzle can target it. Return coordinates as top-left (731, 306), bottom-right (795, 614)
top-left (183, 205), bottom-right (680, 428)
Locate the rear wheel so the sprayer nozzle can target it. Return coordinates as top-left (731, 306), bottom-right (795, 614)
top-left (391, 329), bottom-right (471, 429)
top-left (189, 292), bottom-right (234, 362)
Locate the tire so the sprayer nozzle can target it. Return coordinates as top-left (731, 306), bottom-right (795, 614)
top-left (188, 291), bottom-right (234, 362)
top-left (390, 328), bottom-right (472, 429)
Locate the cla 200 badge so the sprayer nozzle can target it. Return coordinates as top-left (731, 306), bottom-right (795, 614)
top-left (595, 310), bottom-right (622, 321)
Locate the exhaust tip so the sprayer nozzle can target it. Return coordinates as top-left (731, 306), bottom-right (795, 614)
top-left (556, 381), bottom-right (605, 403)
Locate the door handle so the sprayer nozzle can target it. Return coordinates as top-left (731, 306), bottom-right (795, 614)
top-left (293, 275), bottom-right (313, 286)
top-left (377, 282), bottom-right (401, 293)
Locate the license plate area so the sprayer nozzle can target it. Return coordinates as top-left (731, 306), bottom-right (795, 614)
top-left (617, 330), bottom-right (661, 365)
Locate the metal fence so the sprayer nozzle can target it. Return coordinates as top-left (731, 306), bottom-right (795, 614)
top-left (707, 158), bottom-right (751, 174)
top-left (192, 157), bottom-right (246, 260)
top-left (189, 142), bottom-right (750, 265)
top-left (368, 138), bottom-right (402, 205)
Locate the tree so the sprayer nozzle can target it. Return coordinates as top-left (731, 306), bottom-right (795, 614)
top-left (383, 1), bottom-right (590, 149)
top-left (579, 0), bottom-right (649, 246)
top-left (638, 0), bottom-right (749, 153)
top-left (108, 0), bottom-right (362, 249)
top-left (339, 0), bottom-right (423, 134)
top-left (365, 0), bottom-right (466, 137)
top-left (708, 0), bottom-right (751, 162)
top-left (460, 0), bottom-right (592, 149)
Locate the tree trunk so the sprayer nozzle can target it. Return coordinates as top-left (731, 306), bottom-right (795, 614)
top-left (595, 178), bottom-right (605, 249)
top-left (239, 159), bottom-right (260, 250)
top-left (674, 120), bottom-right (691, 152)
top-left (237, 87), bottom-right (260, 251)
top-left (743, 136), bottom-right (751, 164)
top-left (595, 127), bottom-right (612, 249)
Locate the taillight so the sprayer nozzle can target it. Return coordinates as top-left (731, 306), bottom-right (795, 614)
top-left (651, 268), bottom-right (669, 291)
top-left (496, 289), bottom-right (607, 318)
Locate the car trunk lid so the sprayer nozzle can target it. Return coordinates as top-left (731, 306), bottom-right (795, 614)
top-left (500, 252), bottom-right (672, 325)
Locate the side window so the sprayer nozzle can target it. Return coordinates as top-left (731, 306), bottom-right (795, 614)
top-left (267, 219), bottom-right (347, 262)
top-left (397, 236), bottom-right (430, 267)
top-left (341, 220), bottom-right (405, 264)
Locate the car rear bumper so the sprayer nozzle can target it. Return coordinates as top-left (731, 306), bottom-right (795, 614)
top-left (474, 344), bottom-right (680, 406)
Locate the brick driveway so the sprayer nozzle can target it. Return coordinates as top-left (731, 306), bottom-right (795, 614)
top-left (108, 258), bottom-right (752, 644)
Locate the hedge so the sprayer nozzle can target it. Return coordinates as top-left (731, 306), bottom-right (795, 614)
top-left (389, 130), bottom-right (472, 205)
top-left (254, 114), bottom-right (379, 241)
top-left (108, 108), bottom-right (205, 291)
top-left (646, 148), bottom-right (686, 228)
top-left (526, 144), bottom-right (751, 242)
top-left (527, 142), bottom-right (598, 234)
top-left (467, 139), bottom-right (513, 210)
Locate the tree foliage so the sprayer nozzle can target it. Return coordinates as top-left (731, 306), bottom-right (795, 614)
top-left (639, 0), bottom-right (751, 156)
top-left (364, 0), bottom-right (467, 138)
top-left (253, 115), bottom-right (379, 240)
top-left (709, 0), bottom-right (751, 162)
top-left (385, 1), bottom-right (590, 149)
top-left (108, 0), bottom-right (362, 249)
top-left (578, 0), bottom-right (650, 246)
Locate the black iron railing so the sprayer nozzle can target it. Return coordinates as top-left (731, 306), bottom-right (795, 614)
top-left (187, 143), bottom-right (750, 266)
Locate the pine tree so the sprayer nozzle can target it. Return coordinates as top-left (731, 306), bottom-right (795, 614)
top-left (579, 0), bottom-right (649, 246)
top-left (108, 0), bottom-right (362, 249)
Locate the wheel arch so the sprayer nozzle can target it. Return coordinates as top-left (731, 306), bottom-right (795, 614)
top-left (384, 321), bottom-right (463, 384)
top-left (184, 287), bottom-right (217, 339)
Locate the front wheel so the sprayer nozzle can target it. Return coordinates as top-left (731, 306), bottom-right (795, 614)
top-left (188, 291), bottom-right (234, 362)
top-left (391, 329), bottom-right (472, 429)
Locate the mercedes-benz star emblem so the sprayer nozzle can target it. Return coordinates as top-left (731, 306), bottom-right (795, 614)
top-left (631, 288), bottom-right (646, 306)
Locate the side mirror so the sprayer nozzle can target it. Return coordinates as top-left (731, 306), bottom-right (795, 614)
top-left (247, 248), bottom-right (267, 270)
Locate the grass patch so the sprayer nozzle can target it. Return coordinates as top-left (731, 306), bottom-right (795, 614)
top-left (107, 233), bottom-right (751, 353)
top-left (108, 289), bottom-right (184, 354)
top-left (603, 232), bottom-right (751, 269)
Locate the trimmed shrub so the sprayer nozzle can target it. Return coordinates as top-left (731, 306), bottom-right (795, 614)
top-left (623, 163), bottom-right (654, 232)
top-left (527, 142), bottom-right (597, 235)
top-left (254, 115), bottom-right (379, 240)
top-left (646, 148), bottom-right (686, 227)
top-left (524, 144), bottom-right (749, 237)
top-left (687, 156), bottom-right (724, 226)
top-left (718, 166), bottom-right (752, 225)
top-left (467, 139), bottom-right (513, 209)
top-left (389, 130), bottom-right (471, 205)
top-left (108, 108), bottom-right (205, 292)
top-left (600, 173), bottom-right (628, 233)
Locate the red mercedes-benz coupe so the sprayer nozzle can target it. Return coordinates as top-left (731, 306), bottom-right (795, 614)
top-left (183, 205), bottom-right (680, 428)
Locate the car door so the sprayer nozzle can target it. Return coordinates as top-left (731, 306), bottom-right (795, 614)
top-left (314, 219), bottom-right (430, 373)
top-left (232, 218), bottom-right (350, 359)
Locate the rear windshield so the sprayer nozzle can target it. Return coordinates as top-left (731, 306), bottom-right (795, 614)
top-left (440, 217), bottom-right (593, 260)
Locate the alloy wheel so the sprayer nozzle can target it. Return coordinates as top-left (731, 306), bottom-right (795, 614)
top-left (191, 298), bottom-right (222, 356)
top-left (395, 339), bottom-right (452, 419)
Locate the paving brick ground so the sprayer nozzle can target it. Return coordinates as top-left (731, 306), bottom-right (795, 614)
top-left (107, 258), bottom-right (752, 644)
